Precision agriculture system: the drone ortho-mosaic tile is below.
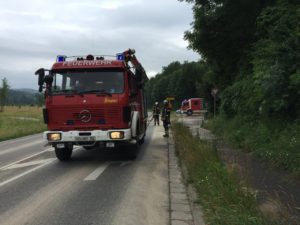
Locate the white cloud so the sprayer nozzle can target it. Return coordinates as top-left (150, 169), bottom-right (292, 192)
top-left (0, 0), bottom-right (199, 89)
top-left (69, 0), bottom-right (142, 10)
top-left (147, 70), bottom-right (158, 78)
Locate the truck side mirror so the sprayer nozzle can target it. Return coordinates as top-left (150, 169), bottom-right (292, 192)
top-left (35, 68), bottom-right (45, 86)
top-left (35, 68), bottom-right (45, 92)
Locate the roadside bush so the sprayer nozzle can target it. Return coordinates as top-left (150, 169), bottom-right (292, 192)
top-left (172, 123), bottom-right (282, 225)
top-left (209, 116), bottom-right (300, 173)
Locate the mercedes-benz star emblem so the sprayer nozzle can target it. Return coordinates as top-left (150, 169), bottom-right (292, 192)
top-left (79, 110), bottom-right (91, 123)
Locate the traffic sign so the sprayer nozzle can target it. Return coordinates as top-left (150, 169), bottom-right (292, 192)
top-left (211, 88), bottom-right (218, 97)
top-left (166, 97), bottom-right (175, 101)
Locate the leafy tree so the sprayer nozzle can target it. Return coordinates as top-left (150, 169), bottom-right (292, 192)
top-left (251, 0), bottom-right (300, 118)
top-left (145, 61), bottom-right (211, 109)
top-left (0, 78), bottom-right (9, 112)
top-left (180, 0), bottom-right (300, 120)
top-left (180, 0), bottom-right (267, 88)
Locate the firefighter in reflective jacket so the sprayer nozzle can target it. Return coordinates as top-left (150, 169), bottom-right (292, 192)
top-left (152, 102), bottom-right (160, 126)
top-left (161, 100), bottom-right (171, 137)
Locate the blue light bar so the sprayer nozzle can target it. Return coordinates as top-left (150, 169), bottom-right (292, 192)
top-left (57, 55), bottom-right (66, 62)
top-left (116, 53), bottom-right (124, 60)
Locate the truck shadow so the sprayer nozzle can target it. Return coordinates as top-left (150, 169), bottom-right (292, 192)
top-left (69, 147), bottom-right (138, 162)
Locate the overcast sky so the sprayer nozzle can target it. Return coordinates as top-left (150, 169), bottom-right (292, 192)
top-left (0, 0), bottom-right (199, 89)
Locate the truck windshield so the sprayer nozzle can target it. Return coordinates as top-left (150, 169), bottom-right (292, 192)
top-left (52, 70), bottom-right (124, 94)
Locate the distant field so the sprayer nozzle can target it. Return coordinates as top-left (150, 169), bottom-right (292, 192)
top-left (0, 106), bottom-right (46, 141)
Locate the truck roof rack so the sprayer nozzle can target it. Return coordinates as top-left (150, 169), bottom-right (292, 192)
top-left (56, 49), bottom-right (149, 84)
top-left (56, 54), bottom-right (118, 62)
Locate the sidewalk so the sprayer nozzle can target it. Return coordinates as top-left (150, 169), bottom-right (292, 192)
top-left (166, 129), bottom-right (206, 225)
top-left (177, 115), bottom-right (215, 141)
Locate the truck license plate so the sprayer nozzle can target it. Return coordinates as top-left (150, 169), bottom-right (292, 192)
top-left (75, 136), bottom-right (96, 141)
top-left (106, 142), bottom-right (115, 148)
top-left (56, 143), bottom-right (65, 148)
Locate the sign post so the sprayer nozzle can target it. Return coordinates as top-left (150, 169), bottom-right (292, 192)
top-left (211, 88), bottom-right (218, 117)
top-left (166, 96), bottom-right (175, 109)
top-left (166, 97), bottom-right (175, 101)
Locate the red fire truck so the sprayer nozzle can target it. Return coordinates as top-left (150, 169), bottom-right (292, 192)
top-left (35, 49), bottom-right (148, 161)
top-left (180, 98), bottom-right (206, 116)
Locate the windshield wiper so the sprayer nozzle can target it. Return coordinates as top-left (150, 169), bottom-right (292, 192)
top-left (78, 89), bottom-right (112, 96)
top-left (53, 89), bottom-right (84, 96)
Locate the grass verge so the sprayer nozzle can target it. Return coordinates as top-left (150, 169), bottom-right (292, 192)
top-left (207, 115), bottom-right (300, 174)
top-left (172, 122), bottom-right (283, 225)
top-left (0, 106), bottom-right (46, 141)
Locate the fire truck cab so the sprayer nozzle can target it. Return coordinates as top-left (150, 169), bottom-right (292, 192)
top-left (35, 49), bottom-right (148, 161)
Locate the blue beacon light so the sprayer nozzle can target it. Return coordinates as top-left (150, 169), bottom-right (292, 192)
top-left (57, 55), bottom-right (66, 62)
top-left (116, 53), bottom-right (124, 60)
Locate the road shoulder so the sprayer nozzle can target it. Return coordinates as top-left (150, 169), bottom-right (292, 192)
top-left (167, 130), bottom-right (205, 225)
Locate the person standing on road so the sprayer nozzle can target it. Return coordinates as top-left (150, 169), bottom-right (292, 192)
top-left (153, 101), bottom-right (161, 126)
top-left (161, 100), bottom-right (171, 137)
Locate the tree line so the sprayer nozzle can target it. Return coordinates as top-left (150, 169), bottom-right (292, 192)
top-left (145, 61), bottom-right (214, 109)
top-left (146, 0), bottom-right (300, 122)
top-left (0, 78), bottom-right (9, 112)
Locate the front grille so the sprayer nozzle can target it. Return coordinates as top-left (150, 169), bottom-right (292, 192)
top-left (106, 107), bottom-right (120, 121)
top-left (50, 106), bottom-right (121, 127)
top-left (72, 109), bottom-right (105, 121)
top-left (72, 107), bottom-right (121, 124)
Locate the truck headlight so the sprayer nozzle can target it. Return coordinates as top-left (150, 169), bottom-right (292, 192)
top-left (47, 133), bottom-right (61, 141)
top-left (109, 131), bottom-right (124, 139)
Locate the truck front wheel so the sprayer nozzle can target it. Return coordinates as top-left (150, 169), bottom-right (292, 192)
top-left (55, 145), bottom-right (73, 161)
top-left (187, 110), bottom-right (193, 116)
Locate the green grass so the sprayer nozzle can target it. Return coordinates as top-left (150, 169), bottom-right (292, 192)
top-left (0, 106), bottom-right (46, 141)
top-left (207, 116), bottom-right (300, 174)
top-left (172, 122), bottom-right (283, 225)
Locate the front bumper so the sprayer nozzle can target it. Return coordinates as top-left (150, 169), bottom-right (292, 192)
top-left (44, 129), bottom-right (132, 144)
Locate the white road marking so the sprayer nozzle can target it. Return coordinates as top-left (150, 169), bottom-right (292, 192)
top-left (0, 146), bottom-right (83, 187)
top-left (0, 139), bottom-right (44, 156)
top-left (0, 158), bottom-right (55, 188)
top-left (0, 147), bottom-right (53, 170)
top-left (84, 162), bottom-right (110, 181)
top-left (0, 146), bottom-right (80, 171)
top-left (2, 159), bottom-right (55, 170)
top-left (120, 161), bottom-right (132, 167)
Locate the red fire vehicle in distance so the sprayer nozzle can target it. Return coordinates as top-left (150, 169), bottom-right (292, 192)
top-left (35, 49), bottom-right (148, 161)
top-left (180, 98), bottom-right (206, 116)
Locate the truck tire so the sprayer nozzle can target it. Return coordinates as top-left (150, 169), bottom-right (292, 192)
top-left (138, 121), bottom-right (146, 145)
top-left (127, 122), bottom-right (141, 159)
top-left (136, 121), bottom-right (145, 145)
top-left (55, 146), bottom-right (73, 161)
top-left (187, 110), bottom-right (193, 116)
top-left (138, 135), bottom-right (145, 144)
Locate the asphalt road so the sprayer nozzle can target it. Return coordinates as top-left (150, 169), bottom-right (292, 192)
top-left (0, 124), bottom-right (169, 225)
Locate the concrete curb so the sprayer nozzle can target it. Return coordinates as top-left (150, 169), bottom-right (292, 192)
top-left (167, 130), bottom-right (206, 225)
